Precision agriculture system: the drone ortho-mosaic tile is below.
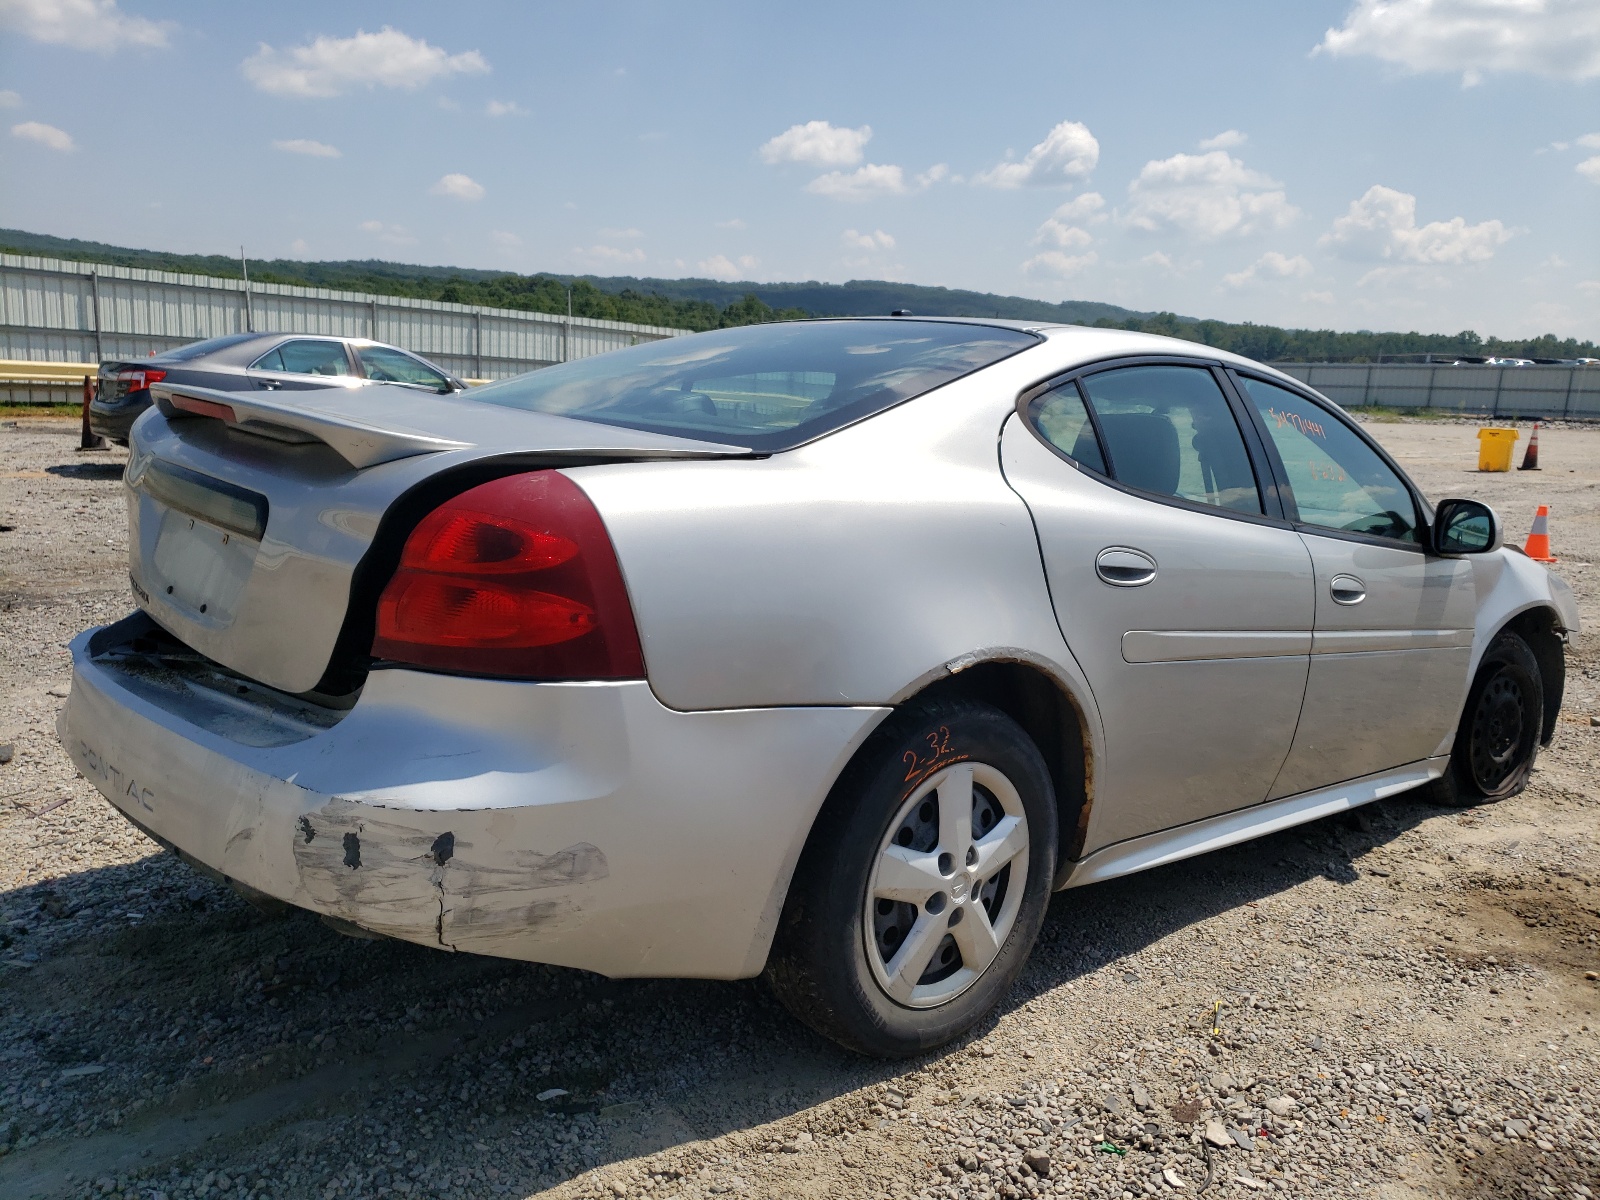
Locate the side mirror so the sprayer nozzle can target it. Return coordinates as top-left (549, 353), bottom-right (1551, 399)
top-left (1432, 498), bottom-right (1500, 555)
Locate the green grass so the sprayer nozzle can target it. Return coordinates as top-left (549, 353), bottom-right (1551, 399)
top-left (0, 403), bottom-right (83, 417)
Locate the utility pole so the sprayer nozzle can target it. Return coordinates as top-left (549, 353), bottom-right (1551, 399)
top-left (562, 284), bottom-right (572, 363)
top-left (240, 246), bottom-right (254, 333)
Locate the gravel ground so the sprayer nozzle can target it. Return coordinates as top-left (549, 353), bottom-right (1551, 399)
top-left (1, 413), bottom-right (1598, 1200)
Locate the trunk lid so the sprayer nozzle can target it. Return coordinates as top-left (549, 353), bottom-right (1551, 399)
top-left (127, 382), bottom-right (750, 695)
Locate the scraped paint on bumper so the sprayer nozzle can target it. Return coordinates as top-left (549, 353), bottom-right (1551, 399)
top-left (59, 624), bottom-right (885, 979)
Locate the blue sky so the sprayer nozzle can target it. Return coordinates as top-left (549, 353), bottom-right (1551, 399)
top-left (1, 0), bottom-right (1597, 338)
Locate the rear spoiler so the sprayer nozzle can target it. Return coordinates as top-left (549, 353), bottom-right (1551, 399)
top-left (149, 382), bottom-right (470, 469)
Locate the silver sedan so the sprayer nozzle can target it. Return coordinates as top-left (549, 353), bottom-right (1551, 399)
top-left (58, 318), bottom-right (1578, 1056)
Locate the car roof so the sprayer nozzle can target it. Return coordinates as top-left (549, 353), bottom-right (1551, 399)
top-left (148, 332), bottom-right (428, 368)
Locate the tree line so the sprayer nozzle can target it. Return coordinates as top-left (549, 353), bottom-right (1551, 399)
top-left (3, 227), bottom-right (1592, 358)
top-left (1088, 312), bottom-right (1597, 362)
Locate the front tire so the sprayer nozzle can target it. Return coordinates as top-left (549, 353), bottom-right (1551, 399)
top-left (1425, 631), bottom-right (1544, 806)
top-left (766, 700), bottom-right (1057, 1058)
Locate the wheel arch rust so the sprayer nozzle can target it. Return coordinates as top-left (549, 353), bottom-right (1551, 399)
top-left (890, 651), bottom-right (1097, 886)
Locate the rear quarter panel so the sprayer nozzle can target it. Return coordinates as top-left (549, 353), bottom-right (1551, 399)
top-left (568, 347), bottom-right (1096, 719)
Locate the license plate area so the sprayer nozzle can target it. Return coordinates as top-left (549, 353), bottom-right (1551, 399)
top-left (149, 508), bottom-right (256, 625)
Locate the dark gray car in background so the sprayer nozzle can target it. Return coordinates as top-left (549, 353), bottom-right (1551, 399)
top-left (90, 333), bottom-right (467, 444)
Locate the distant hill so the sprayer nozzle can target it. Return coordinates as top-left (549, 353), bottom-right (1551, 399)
top-left (0, 226), bottom-right (1157, 327)
top-left (2, 227), bottom-right (1594, 362)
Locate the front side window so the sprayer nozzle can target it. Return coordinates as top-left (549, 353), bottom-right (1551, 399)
top-left (466, 320), bottom-right (1039, 452)
top-left (1077, 365), bottom-right (1263, 515)
top-left (1238, 377), bottom-right (1418, 543)
top-left (254, 340), bottom-right (351, 377)
top-left (358, 345), bottom-right (450, 390)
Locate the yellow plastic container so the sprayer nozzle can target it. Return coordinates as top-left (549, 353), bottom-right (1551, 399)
top-left (1476, 427), bottom-right (1519, 472)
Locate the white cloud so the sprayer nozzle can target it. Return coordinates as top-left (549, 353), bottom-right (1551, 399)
top-left (242, 27), bottom-right (489, 98)
top-left (1578, 156), bottom-right (1600, 182)
top-left (915, 163), bottom-right (950, 188)
top-left (358, 219), bottom-right (415, 246)
top-left (272, 138), bottom-right (340, 158)
top-left (598, 227), bottom-right (644, 239)
top-left (1222, 251), bottom-right (1313, 288)
top-left (290, 238), bottom-right (310, 256)
top-left (842, 228), bottom-right (895, 251)
top-left (11, 120), bottom-right (73, 151)
top-left (1141, 251), bottom-right (1176, 270)
top-left (975, 120), bottom-right (1099, 188)
top-left (1022, 250), bottom-right (1099, 278)
top-left (1321, 184), bottom-right (1511, 263)
top-left (430, 173), bottom-right (484, 201)
top-left (1032, 220), bottom-right (1094, 251)
top-left (1317, 0), bottom-right (1600, 84)
top-left (577, 244), bottom-right (647, 265)
top-left (491, 230), bottom-right (522, 249)
top-left (485, 99), bottom-right (526, 117)
top-left (760, 120), bottom-right (871, 167)
top-left (716, 218), bottom-right (746, 230)
top-left (1123, 151), bottom-right (1297, 239)
top-left (1578, 280), bottom-right (1600, 295)
top-left (1199, 130), bottom-right (1247, 150)
top-left (0, 90), bottom-right (21, 107)
top-left (806, 162), bottom-right (907, 200)
top-left (1303, 290), bottom-right (1336, 304)
top-left (1578, 132), bottom-right (1600, 148)
top-left (0, 0), bottom-right (168, 52)
top-left (697, 254), bottom-right (759, 280)
top-left (1032, 193), bottom-right (1107, 252)
top-left (1049, 192), bottom-right (1108, 224)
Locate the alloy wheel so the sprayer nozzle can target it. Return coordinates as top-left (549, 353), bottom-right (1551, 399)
top-left (863, 762), bottom-right (1030, 1009)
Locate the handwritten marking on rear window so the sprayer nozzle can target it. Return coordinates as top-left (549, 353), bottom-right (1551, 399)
top-left (1268, 407), bottom-right (1326, 440)
top-left (1307, 459), bottom-right (1347, 482)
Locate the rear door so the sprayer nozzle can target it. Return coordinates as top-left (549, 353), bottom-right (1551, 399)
top-left (1000, 360), bottom-right (1315, 850)
top-left (246, 339), bottom-right (360, 392)
top-left (1232, 374), bottom-right (1476, 797)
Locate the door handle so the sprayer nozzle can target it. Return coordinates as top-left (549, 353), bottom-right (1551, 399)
top-left (1330, 574), bottom-right (1367, 605)
top-left (257, 379), bottom-right (281, 390)
top-left (1096, 547), bottom-right (1158, 587)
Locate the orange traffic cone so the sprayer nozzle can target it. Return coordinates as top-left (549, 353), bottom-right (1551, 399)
top-left (1523, 505), bottom-right (1558, 562)
top-left (1518, 422), bottom-right (1541, 470)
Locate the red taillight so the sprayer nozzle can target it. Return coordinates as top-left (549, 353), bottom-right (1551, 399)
top-left (117, 368), bottom-right (167, 391)
top-left (372, 471), bottom-right (645, 680)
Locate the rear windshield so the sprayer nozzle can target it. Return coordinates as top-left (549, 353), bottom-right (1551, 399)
top-left (464, 320), bottom-right (1040, 451)
top-left (157, 333), bottom-right (264, 363)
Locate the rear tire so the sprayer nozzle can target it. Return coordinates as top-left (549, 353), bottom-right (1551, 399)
top-left (1424, 631), bottom-right (1543, 807)
top-left (765, 700), bottom-right (1057, 1058)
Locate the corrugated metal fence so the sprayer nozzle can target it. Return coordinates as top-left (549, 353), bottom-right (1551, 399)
top-left (1277, 362), bottom-right (1600, 419)
top-left (0, 253), bottom-right (688, 398)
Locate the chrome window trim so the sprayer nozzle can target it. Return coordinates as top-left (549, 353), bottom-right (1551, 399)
top-left (1014, 353), bottom-right (1293, 531)
top-left (248, 337), bottom-right (358, 376)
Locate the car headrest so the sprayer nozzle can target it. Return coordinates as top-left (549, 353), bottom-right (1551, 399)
top-left (1097, 411), bottom-right (1180, 496)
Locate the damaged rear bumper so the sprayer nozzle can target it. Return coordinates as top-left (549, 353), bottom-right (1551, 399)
top-left (58, 617), bottom-right (885, 979)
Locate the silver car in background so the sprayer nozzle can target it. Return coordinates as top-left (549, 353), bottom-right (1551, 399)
top-left (89, 332), bottom-right (466, 444)
top-left (58, 318), bottom-right (1577, 1056)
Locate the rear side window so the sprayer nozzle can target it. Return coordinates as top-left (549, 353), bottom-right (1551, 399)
top-left (1238, 377), bottom-right (1418, 543)
top-left (1028, 383), bottom-right (1107, 475)
top-left (466, 320), bottom-right (1040, 452)
top-left (254, 340), bottom-right (351, 377)
top-left (1077, 365), bottom-right (1263, 515)
top-left (357, 345), bottom-right (450, 390)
